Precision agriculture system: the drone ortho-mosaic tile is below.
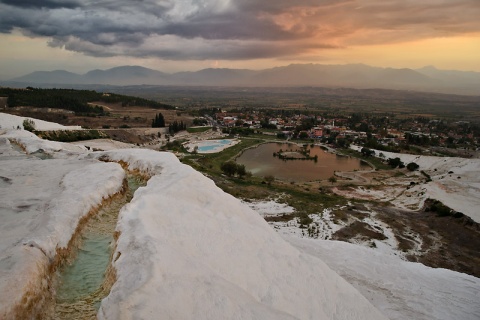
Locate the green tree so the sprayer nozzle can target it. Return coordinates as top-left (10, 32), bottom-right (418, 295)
top-left (361, 147), bottom-right (375, 157)
top-left (152, 113), bottom-right (165, 128)
top-left (406, 162), bottom-right (420, 171)
top-left (387, 157), bottom-right (404, 168)
top-left (336, 138), bottom-right (349, 148)
top-left (221, 161), bottom-right (238, 177)
top-left (298, 131), bottom-right (309, 139)
top-left (169, 120), bottom-right (186, 134)
top-left (328, 176), bottom-right (337, 185)
top-left (236, 164), bottom-right (247, 178)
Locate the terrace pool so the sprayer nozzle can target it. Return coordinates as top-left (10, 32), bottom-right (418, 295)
top-left (190, 139), bottom-right (237, 153)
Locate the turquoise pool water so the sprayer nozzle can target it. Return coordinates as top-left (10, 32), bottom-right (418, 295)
top-left (197, 139), bottom-right (233, 152)
top-left (53, 175), bottom-right (146, 318)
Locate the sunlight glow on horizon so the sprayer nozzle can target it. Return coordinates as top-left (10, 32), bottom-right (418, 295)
top-left (1, 32), bottom-right (479, 80)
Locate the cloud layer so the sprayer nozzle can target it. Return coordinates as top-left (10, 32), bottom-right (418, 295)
top-left (1, 0), bottom-right (479, 60)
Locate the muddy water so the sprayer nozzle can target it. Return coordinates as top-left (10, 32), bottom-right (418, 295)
top-left (52, 174), bottom-right (146, 319)
top-left (236, 143), bottom-right (370, 182)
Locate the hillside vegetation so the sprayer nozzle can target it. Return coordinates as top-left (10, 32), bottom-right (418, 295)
top-left (0, 87), bottom-right (175, 115)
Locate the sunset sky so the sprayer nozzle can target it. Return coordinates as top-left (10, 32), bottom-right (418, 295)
top-left (1, 0), bottom-right (479, 80)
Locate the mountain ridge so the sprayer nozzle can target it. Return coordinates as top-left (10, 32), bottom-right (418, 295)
top-left (7, 64), bottom-right (480, 95)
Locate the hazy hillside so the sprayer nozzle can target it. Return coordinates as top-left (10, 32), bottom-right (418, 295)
top-left (6, 64), bottom-right (480, 95)
top-left (12, 70), bottom-right (83, 84)
top-left (416, 66), bottom-right (480, 94)
top-left (83, 66), bottom-right (170, 86)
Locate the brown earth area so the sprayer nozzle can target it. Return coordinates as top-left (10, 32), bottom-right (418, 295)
top-left (380, 207), bottom-right (480, 278)
top-left (333, 220), bottom-right (388, 241)
top-left (4, 102), bottom-right (196, 145)
top-left (331, 204), bottom-right (480, 278)
top-left (5, 102), bottom-right (192, 132)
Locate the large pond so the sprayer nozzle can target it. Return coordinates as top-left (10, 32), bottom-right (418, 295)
top-left (236, 143), bottom-right (370, 182)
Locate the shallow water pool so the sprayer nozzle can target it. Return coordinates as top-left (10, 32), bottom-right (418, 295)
top-left (53, 174), bottom-right (146, 319)
top-left (196, 139), bottom-right (234, 153)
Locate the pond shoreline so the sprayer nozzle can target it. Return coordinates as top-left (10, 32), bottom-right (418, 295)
top-left (236, 142), bottom-right (371, 182)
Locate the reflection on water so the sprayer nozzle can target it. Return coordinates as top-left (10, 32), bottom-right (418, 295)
top-left (236, 143), bottom-right (370, 182)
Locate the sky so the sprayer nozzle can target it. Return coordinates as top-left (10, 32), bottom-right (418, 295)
top-left (0, 0), bottom-right (479, 80)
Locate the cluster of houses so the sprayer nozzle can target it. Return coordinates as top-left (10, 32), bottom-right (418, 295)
top-left (214, 112), bottom-right (381, 142)
top-left (212, 111), bottom-right (479, 151)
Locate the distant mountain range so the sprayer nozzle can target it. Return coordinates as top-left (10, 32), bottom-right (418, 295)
top-left (4, 64), bottom-right (480, 95)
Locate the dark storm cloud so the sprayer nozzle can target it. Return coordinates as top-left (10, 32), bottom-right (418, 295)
top-left (65, 37), bottom-right (338, 60)
top-left (0, 0), bottom-right (81, 9)
top-left (0, 0), bottom-right (479, 60)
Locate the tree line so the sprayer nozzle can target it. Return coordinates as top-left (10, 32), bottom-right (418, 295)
top-left (0, 87), bottom-right (175, 115)
top-left (169, 120), bottom-right (186, 134)
top-left (220, 161), bottom-right (247, 178)
top-left (151, 113), bottom-right (188, 134)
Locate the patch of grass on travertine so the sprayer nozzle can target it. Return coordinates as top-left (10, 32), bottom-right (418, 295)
top-left (217, 180), bottom-right (276, 201)
top-left (331, 210), bottom-right (349, 224)
top-left (223, 180), bottom-right (347, 216)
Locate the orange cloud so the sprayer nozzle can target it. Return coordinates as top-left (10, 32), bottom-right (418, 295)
top-left (0, 0), bottom-right (479, 69)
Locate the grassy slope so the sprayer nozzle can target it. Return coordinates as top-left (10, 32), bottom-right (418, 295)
top-left (183, 137), bottom-right (349, 217)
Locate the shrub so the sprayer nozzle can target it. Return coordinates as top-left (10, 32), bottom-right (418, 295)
top-left (192, 117), bottom-right (208, 126)
top-left (430, 201), bottom-right (452, 217)
top-left (299, 214), bottom-right (313, 226)
top-left (162, 140), bottom-right (183, 151)
top-left (220, 162), bottom-right (249, 178)
top-left (420, 170), bottom-right (432, 182)
top-left (22, 119), bottom-right (35, 132)
top-left (264, 175), bottom-right (275, 185)
top-left (452, 211), bottom-right (464, 218)
top-left (387, 157), bottom-right (404, 168)
top-left (236, 164), bottom-right (247, 178)
top-left (361, 147), bottom-right (375, 157)
top-left (328, 176), bottom-right (337, 184)
top-left (406, 162), bottom-right (420, 171)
